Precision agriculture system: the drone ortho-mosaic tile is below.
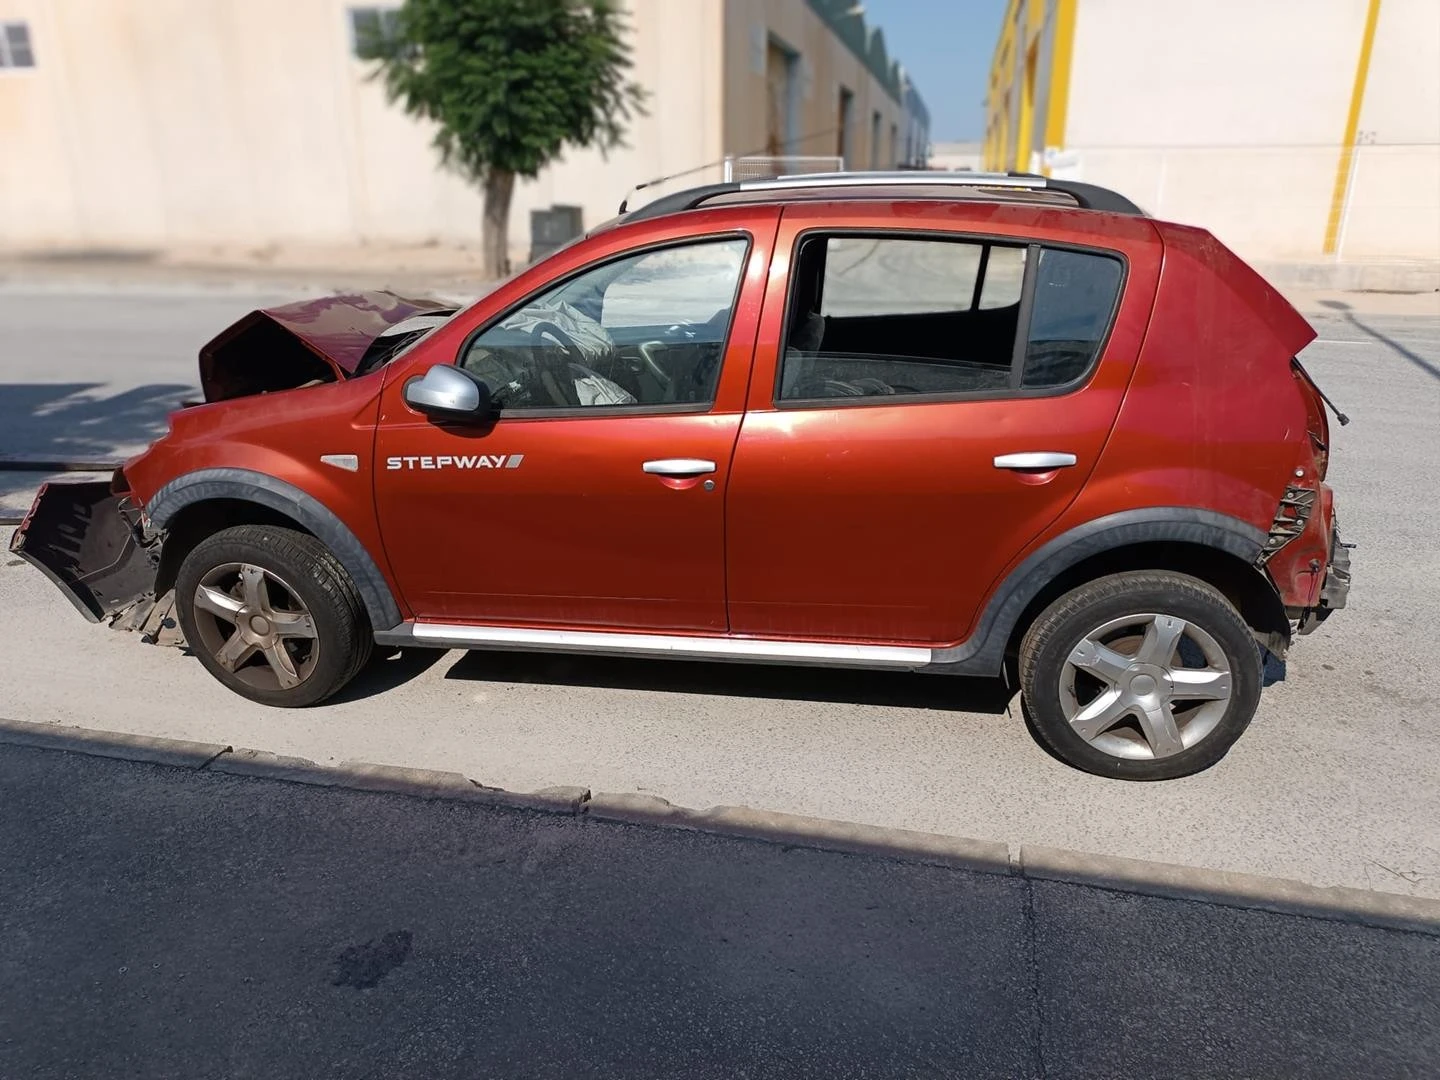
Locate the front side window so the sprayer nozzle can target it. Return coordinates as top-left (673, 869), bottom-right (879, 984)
top-left (460, 237), bottom-right (748, 410)
top-left (778, 233), bottom-right (1121, 402)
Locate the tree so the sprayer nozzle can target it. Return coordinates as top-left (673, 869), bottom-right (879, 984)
top-left (361, 0), bottom-right (644, 278)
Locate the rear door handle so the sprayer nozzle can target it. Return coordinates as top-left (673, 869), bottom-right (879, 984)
top-left (642, 458), bottom-right (717, 476)
top-left (993, 452), bottom-right (1078, 470)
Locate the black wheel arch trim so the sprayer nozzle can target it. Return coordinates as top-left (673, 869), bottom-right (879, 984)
top-left (144, 468), bottom-right (402, 631)
top-left (927, 508), bottom-right (1269, 675)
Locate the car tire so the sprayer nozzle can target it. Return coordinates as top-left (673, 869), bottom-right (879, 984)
top-left (1018, 571), bottom-right (1263, 781)
top-left (175, 525), bottom-right (372, 707)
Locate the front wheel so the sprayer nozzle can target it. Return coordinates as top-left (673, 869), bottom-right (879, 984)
top-left (1018, 571), bottom-right (1263, 781)
top-left (175, 525), bottom-right (372, 707)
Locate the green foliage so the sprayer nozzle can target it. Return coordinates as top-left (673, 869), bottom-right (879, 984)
top-left (360, 0), bottom-right (645, 183)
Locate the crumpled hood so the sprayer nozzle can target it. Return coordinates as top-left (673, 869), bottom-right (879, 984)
top-left (198, 290), bottom-right (451, 401)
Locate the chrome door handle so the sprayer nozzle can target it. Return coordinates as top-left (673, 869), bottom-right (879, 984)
top-left (993, 452), bottom-right (1078, 470)
top-left (642, 458), bottom-right (717, 476)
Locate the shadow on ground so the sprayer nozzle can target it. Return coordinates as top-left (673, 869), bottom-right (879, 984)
top-left (0, 382), bottom-right (192, 500)
top-left (441, 648), bottom-right (1016, 714)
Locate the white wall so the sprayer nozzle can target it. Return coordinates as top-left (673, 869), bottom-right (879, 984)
top-left (1053, 0), bottom-right (1440, 262)
top-left (0, 0), bottom-right (725, 263)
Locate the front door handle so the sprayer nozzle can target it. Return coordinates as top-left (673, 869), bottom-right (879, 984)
top-left (642, 458), bottom-right (717, 476)
top-left (993, 452), bottom-right (1078, 470)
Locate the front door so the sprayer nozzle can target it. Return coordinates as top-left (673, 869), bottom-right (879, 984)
top-left (374, 231), bottom-right (762, 631)
top-left (725, 213), bottom-right (1145, 645)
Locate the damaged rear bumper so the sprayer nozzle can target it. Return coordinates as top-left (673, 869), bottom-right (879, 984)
top-left (1297, 521), bottom-right (1352, 635)
top-left (8, 479), bottom-right (167, 631)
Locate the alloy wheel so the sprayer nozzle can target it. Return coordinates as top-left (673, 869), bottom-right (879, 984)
top-left (190, 562), bottom-right (320, 692)
top-left (1059, 613), bottom-right (1233, 760)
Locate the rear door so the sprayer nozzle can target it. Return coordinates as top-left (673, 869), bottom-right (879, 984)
top-left (724, 202), bottom-right (1158, 645)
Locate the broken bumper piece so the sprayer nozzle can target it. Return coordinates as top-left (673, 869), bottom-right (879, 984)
top-left (9, 480), bottom-right (169, 634)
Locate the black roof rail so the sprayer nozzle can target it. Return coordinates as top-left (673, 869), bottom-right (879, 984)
top-left (619, 170), bottom-right (1146, 223)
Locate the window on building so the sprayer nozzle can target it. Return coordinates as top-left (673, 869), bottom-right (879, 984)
top-left (348, 6), bottom-right (401, 57)
top-left (837, 87), bottom-right (855, 168)
top-left (0, 21), bottom-right (35, 69)
top-left (869, 111), bottom-right (882, 169)
top-left (778, 234), bottom-right (1122, 402)
top-left (765, 37), bottom-right (800, 156)
top-left (889, 122), bottom-right (898, 169)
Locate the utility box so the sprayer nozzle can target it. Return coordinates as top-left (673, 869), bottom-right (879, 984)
top-left (529, 205), bottom-right (585, 263)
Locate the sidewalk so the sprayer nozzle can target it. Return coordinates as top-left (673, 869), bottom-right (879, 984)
top-left (2, 244), bottom-right (1435, 316)
top-left (2, 735), bottom-right (1437, 1080)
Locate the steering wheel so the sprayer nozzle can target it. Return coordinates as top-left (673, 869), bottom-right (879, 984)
top-left (530, 320), bottom-right (584, 364)
top-left (636, 341), bottom-right (673, 390)
top-left (528, 320), bottom-right (587, 406)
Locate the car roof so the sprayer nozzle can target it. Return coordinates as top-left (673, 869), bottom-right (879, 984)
top-left (613, 171), bottom-right (1147, 227)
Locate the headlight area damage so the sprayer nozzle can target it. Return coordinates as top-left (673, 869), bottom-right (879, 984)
top-left (9, 473), bottom-right (178, 642)
top-left (10, 291), bottom-right (460, 645)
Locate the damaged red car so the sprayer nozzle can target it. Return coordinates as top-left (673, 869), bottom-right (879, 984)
top-left (12, 171), bottom-right (1351, 780)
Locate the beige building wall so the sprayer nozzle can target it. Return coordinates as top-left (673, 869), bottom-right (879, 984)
top-left (0, 0), bottom-right (725, 263)
top-left (987, 0), bottom-right (1440, 264)
top-left (720, 0), bottom-right (908, 173)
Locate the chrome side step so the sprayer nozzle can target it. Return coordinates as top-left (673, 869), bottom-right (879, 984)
top-left (374, 622), bottom-right (932, 669)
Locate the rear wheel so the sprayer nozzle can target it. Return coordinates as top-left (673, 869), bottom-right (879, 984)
top-left (1018, 571), bottom-right (1263, 781)
top-left (175, 525), bottom-right (371, 707)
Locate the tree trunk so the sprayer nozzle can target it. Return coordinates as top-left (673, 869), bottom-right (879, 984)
top-left (481, 170), bottom-right (515, 280)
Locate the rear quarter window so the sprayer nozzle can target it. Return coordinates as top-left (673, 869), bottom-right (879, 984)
top-left (1022, 248), bottom-right (1124, 388)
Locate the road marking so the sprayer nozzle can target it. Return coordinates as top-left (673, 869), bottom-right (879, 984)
top-left (1312, 339), bottom-right (1376, 345)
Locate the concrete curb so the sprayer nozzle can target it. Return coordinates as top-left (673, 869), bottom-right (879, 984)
top-left (0, 717), bottom-right (230, 770)
top-left (1019, 845), bottom-right (1440, 936)
top-left (584, 791), bottom-right (1013, 875)
top-left (3, 717), bottom-right (1437, 936)
top-left (209, 748), bottom-right (590, 813)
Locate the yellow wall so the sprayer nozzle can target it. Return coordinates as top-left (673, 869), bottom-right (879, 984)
top-left (983, 0), bottom-right (1439, 262)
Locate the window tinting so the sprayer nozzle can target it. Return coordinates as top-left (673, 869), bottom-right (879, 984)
top-left (1, 22), bottom-right (35, 68)
top-left (780, 235), bottom-right (1028, 401)
top-left (460, 237), bottom-right (747, 411)
top-left (1021, 248), bottom-right (1123, 387)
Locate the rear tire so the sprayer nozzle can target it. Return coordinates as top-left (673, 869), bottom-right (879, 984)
top-left (1018, 571), bottom-right (1262, 781)
top-left (175, 525), bottom-right (371, 707)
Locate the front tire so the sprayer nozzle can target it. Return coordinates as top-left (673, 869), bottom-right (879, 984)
top-left (175, 525), bottom-right (371, 707)
top-left (1018, 571), bottom-right (1263, 781)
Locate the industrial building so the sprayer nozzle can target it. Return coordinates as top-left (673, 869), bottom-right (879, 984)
top-left (0, 0), bottom-right (928, 266)
top-left (985, 0), bottom-right (1440, 267)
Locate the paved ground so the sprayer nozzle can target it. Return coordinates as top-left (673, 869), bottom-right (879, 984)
top-left (2, 742), bottom-right (1436, 1080)
top-left (1, 290), bottom-right (1438, 899)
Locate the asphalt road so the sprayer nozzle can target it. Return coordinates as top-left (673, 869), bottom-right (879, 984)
top-left (2, 742), bottom-right (1436, 1079)
top-left (1, 289), bottom-right (1439, 900)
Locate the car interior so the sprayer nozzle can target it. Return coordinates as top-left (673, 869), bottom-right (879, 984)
top-left (779, 236), bottom-right (1024, 399)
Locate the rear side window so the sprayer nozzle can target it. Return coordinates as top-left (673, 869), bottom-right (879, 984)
top-left (778, 233), bottom-right (1122, 403)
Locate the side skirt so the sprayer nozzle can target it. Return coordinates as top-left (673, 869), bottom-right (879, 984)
top-left (374, 622), bottom-right (934, 670)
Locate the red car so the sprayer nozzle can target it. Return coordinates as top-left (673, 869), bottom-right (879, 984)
top-left (12, 171), bottom-right (1350, 780)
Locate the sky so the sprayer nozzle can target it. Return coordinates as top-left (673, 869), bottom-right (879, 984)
top-left (858, 0), bottom-right (1008, 143)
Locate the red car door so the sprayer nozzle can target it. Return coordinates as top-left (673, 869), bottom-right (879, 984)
top-left (724, 202), bottom-right (1159, 646)
top-left (374, 210), bottom-right (779, 631)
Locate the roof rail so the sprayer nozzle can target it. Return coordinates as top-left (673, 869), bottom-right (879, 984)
top-left (620, 170), bottom-right (1145, 221)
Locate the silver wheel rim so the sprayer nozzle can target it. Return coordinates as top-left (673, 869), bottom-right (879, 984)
top-left (191, 562), bottom-right (320, 692)
top-left (1059, 613), bottom-right (1233, 761)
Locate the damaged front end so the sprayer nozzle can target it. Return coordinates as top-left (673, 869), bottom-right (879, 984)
top-left (8, 474), bottom-right (179, 643)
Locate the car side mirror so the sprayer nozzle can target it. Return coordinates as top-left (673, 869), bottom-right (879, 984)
top-left (403, 364), bottom-right (495, 422)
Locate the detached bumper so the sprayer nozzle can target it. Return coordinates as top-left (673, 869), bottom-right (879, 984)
top-left (8, 480), bottom-right (160, 623)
